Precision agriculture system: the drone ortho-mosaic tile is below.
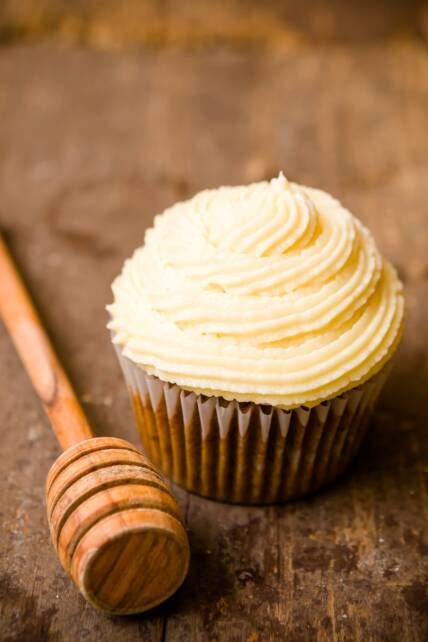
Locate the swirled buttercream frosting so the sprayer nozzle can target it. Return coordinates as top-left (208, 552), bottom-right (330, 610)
top-left (108, 174), bottom-right (404, 408)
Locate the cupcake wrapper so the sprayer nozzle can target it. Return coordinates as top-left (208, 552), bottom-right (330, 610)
top-left (115, 346), bottom-right (388, 504)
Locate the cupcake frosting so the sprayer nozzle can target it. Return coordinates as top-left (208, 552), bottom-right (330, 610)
top-left (108, 174), bottom-right (404, 408)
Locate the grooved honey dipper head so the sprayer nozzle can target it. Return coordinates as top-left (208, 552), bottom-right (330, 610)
top-left (46, 437), bottom-right (190, 614)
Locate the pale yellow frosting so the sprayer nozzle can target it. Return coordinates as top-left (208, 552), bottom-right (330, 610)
top-left (108, 174), bottom-right (404, 408)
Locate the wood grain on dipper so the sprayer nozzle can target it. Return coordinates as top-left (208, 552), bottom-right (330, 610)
top-left (0, 233), bottom-right (190, 614)
top-left (47, 438), bottom-right (189, 614)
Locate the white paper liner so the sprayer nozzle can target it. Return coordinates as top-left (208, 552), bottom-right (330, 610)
top-left (114, 344), bottom-right (389, 504)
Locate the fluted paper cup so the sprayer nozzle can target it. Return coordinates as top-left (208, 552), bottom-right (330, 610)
top-left (114, 345), bottom-right (388, 504)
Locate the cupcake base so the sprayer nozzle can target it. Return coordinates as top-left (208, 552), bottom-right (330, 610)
top-left (115, 347), bottom-right (388, 504)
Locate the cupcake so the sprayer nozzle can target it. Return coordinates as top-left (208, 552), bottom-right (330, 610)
top-left (108, 173), bottom-right (404, 504)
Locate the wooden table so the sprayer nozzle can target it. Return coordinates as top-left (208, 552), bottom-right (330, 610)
top-left (0, 20), bottom-right (427, 641)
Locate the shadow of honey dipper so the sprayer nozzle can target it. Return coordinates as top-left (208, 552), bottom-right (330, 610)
top-left (0, 233), bottom-right (190, 614)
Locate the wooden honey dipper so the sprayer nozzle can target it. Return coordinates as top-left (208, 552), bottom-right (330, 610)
top-left (0, 234), bottom-right (190, 615)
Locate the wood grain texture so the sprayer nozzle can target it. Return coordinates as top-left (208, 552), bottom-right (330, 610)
top-left (0, 234), bottom-right (93, 449)
top-left (0, 233), bottom-right (190, 614)
top-left (0, 10), bottom-right (427, 640)
top-left (46, 438), bottom-right (190, 615)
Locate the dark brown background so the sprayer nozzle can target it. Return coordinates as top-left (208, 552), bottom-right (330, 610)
top-left (0, 2), bottom-right (427, 641)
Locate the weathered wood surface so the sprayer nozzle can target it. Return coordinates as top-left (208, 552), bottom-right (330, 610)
top-left (0, 23), bottom-right (427, 642)
top-left (0, 0), bottom-right (426, 48)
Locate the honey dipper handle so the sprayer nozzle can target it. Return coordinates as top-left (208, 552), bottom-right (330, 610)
top-left (0, 234), bottom-right (93, 449)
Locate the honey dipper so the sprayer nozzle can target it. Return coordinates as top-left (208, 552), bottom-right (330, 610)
top-left (0, 234), bottom-right (190, 614)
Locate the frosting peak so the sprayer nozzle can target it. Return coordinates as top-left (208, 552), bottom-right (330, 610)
top-left (108, 175), bottom-right (404, 408)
